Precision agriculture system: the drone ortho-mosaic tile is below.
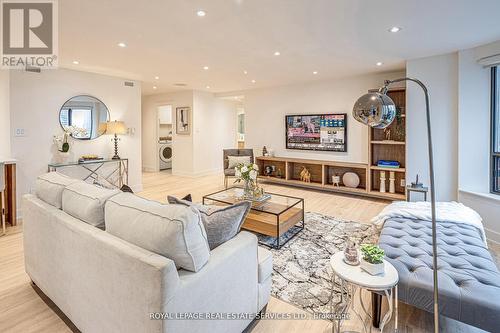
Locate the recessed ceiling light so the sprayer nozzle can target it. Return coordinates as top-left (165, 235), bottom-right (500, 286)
top-left (206, 85), bottom-right (211, 89)
top-left (312, 71), bottom-right (318, 75)
top-left (376, 62), bottom-right (383, 66)
top-left (154, 76), bottom-right (159, 80)
top-left (388, 26), bottom-right (401, 33)
top-left (251, 79), bottom-right (256, 83)
top-left (153, 86), bottom-right (157, 90)
top-left (203, 66), bottom-right (209, 70)
top-left (196, 10), bottom-right (206, 17)
top-left (243, 70), bottom-right (248, 75)
top-left (72, 60), bottom-right (79, 65)
top-left (274, 51), bottom-right (281, 56)
top-left (117, 42), bottom-right (127, 48)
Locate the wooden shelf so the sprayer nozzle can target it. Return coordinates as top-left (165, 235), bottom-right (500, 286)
top-left (370, 140), bottom-right (405, 145)
top-left (368, 191), bottom-right (406, 201)
top-left (370, 166), bottom-right (406, 173)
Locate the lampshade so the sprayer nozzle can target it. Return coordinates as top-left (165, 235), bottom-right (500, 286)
top-left (352, 92), bottom-right (396, 129)
top-left (106, 120), bottom-right (127, 135)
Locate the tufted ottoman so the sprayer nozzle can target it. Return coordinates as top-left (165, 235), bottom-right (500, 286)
top-left (374, 217), bottom-right (500, 332)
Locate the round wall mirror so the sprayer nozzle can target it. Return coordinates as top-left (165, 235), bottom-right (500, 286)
top-left (59, 95), bottom-right (110, 140)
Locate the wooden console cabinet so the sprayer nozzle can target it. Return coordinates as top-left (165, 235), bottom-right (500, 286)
top-left (256, 156), bottom-right (405, 201)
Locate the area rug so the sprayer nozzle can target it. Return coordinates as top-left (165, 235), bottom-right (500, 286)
top-left (260, 212), bottom-right (379, 314)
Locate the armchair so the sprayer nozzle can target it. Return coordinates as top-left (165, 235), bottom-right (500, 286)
top-left (223, 149), bottom-right (254, 188)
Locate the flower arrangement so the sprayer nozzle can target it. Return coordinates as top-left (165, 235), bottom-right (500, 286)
top-left (360, 244), bottom-right (385, 264)
top-left (234, 163), bottom-right (263, 198)
top-left (53, 126), bottom-right (88, 152)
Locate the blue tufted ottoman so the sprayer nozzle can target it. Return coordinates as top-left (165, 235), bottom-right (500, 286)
top-left (374, 217), bottom-right (500, 332)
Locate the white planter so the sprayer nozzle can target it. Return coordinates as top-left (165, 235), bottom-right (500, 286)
top-left (360, 258), bottom-right (385, 276)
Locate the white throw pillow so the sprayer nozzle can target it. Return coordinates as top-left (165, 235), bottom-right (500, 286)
top-left (35, 172), bottom-right (80, 209)
top-left (105, 193), bottom-right (210, 272)
top-left (62, 181), bottom-right (121, 228)
top-left (227, 155), bottom-right (251, 169)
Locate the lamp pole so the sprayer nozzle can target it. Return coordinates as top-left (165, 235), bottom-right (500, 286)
top-left (383, 78), bottom-right (439, 333)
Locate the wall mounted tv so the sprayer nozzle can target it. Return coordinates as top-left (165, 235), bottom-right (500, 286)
top-left (285, 114), bottom-right (347, 152)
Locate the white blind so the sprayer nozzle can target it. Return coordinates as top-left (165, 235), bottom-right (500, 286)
top-left (477, 54), bottom-right (500, 67)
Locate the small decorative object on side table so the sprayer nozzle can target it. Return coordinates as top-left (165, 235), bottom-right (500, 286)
top-left (360, 244), bottom-right (385, 276)
top-left (330, 251), bottom-right (399, 333)
top-left (343, 240), bottom-right (359, 266)
top-left (406, 174), bottom-right (428, 201)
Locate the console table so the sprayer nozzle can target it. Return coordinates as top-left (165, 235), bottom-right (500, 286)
top-left (48, 159), bottom-right (128, 189)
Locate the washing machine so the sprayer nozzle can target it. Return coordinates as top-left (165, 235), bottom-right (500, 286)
top-left (159, 141), bottom-right (172, 170)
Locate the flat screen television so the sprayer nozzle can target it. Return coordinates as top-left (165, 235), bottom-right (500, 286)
top-left (285, 114), bottom-right (347, 152)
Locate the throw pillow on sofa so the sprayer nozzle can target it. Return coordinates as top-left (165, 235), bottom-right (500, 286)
top-left (167, 196), bottom-right (251, 250)
top-left (35, 172), bottom-right (81, 209)
top-left (105, 193), bottom-right (210, 272)
top-left (62, 181), bottom-right (121, 229)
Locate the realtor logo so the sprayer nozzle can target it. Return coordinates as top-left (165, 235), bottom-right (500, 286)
top-left (1, 0), bottom-right (58, 68)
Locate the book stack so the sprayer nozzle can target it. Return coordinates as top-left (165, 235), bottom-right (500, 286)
top-left (377, 160), bottom-right (400, 168)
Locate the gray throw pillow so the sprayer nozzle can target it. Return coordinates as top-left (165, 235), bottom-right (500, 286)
top-left (167, 196), bottom-right (251, 250)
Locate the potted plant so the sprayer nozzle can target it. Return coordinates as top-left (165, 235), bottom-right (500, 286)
top-left (360, 244), bottom-right (385, 275)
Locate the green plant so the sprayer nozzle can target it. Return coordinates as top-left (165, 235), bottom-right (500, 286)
top-left (360, 244), bottom-right (385, 264)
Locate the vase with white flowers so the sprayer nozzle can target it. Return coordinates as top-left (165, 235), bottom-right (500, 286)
top-left (234, 163), bottom-right (263, 199)
top-left (53, 126), bottom-right (88, 153)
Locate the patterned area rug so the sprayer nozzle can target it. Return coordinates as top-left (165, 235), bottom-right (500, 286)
top-left (262, 212), bottom-right (379, 314)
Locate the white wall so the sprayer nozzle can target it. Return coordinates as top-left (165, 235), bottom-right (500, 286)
top-left (0, 70), bottom-right (10, 158)
top-left (193, 91), bottom-right (237, 175)
top-left (142, 91), bottom-right (194, 174)
top-left (456, 40), bottom-right (500, 243)
top-left (244, 71), bottom-right (405, 163)
top-left (142, 91), bottom-right (237, 176)
top-left (406, 53), bottom-right (459, 201)
top-left (10, 69), bottom-right (142, 209)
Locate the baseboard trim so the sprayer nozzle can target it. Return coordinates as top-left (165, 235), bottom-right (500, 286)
top-left (485, 228), bottom-right (500, 245)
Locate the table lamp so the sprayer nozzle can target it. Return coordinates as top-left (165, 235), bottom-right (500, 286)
top-left (353, 77), bottom-right (439, 333)
top-left (106, 120), bottom-right (127, 160)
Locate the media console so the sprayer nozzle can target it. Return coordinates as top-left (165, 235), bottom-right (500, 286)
top-left (256, 156), bottom-right (406, 201)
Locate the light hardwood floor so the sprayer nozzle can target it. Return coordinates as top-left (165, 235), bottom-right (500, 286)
top-left (0, 171), bottom-right (496, 333)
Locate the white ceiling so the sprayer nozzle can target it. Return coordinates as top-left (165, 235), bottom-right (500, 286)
top-left (59, 0), bottom-right (500, 95)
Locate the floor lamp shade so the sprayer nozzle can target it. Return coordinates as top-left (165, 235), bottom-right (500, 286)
top-left (352, 78), bottom-right (439, 333)
top-left (352, 92), bottom-right (397, 129)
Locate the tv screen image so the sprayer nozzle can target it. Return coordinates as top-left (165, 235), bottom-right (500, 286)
top-left (285, 114), bottom-right (347, 152)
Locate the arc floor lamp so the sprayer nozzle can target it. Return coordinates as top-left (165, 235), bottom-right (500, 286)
top-left (352, 77), bottom-right (439, 333)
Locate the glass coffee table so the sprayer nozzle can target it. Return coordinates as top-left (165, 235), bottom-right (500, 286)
top-left (202, 187), bottom-right (304, 249)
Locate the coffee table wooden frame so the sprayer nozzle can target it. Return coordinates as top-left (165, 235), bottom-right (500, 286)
top-left (202, 187), bottom-right (305, 249)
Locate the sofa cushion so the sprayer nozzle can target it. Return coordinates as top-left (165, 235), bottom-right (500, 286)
top-left (62, 181), bottom-right (121, 228)
top-left (35, 172), bottom-right (80, 209)
top-left (167, 196), bottom-right (250, 250)
top-left (227, 155), bottom-right (251, 169)
top-left (105, 193), bottom-right (210, 272)
top-left (257, 246), bottom-right (273, 283)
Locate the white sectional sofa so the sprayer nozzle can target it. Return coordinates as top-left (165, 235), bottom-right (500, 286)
top-left (23, 173), bottom-right (272, 333)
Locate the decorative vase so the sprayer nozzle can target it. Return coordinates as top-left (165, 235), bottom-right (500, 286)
top-left (389, 171), bottom-right (396, 193)
top-left (343, 241), bottom-right (359, 265)
top-left (243, 179), bottom-right (258, 198)
top-left (380, 171), bottom-right (386, 193)
top-left (360, 258), bottom-right (385, 276)
top-left (343, 172), bottom-right (360, 188)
